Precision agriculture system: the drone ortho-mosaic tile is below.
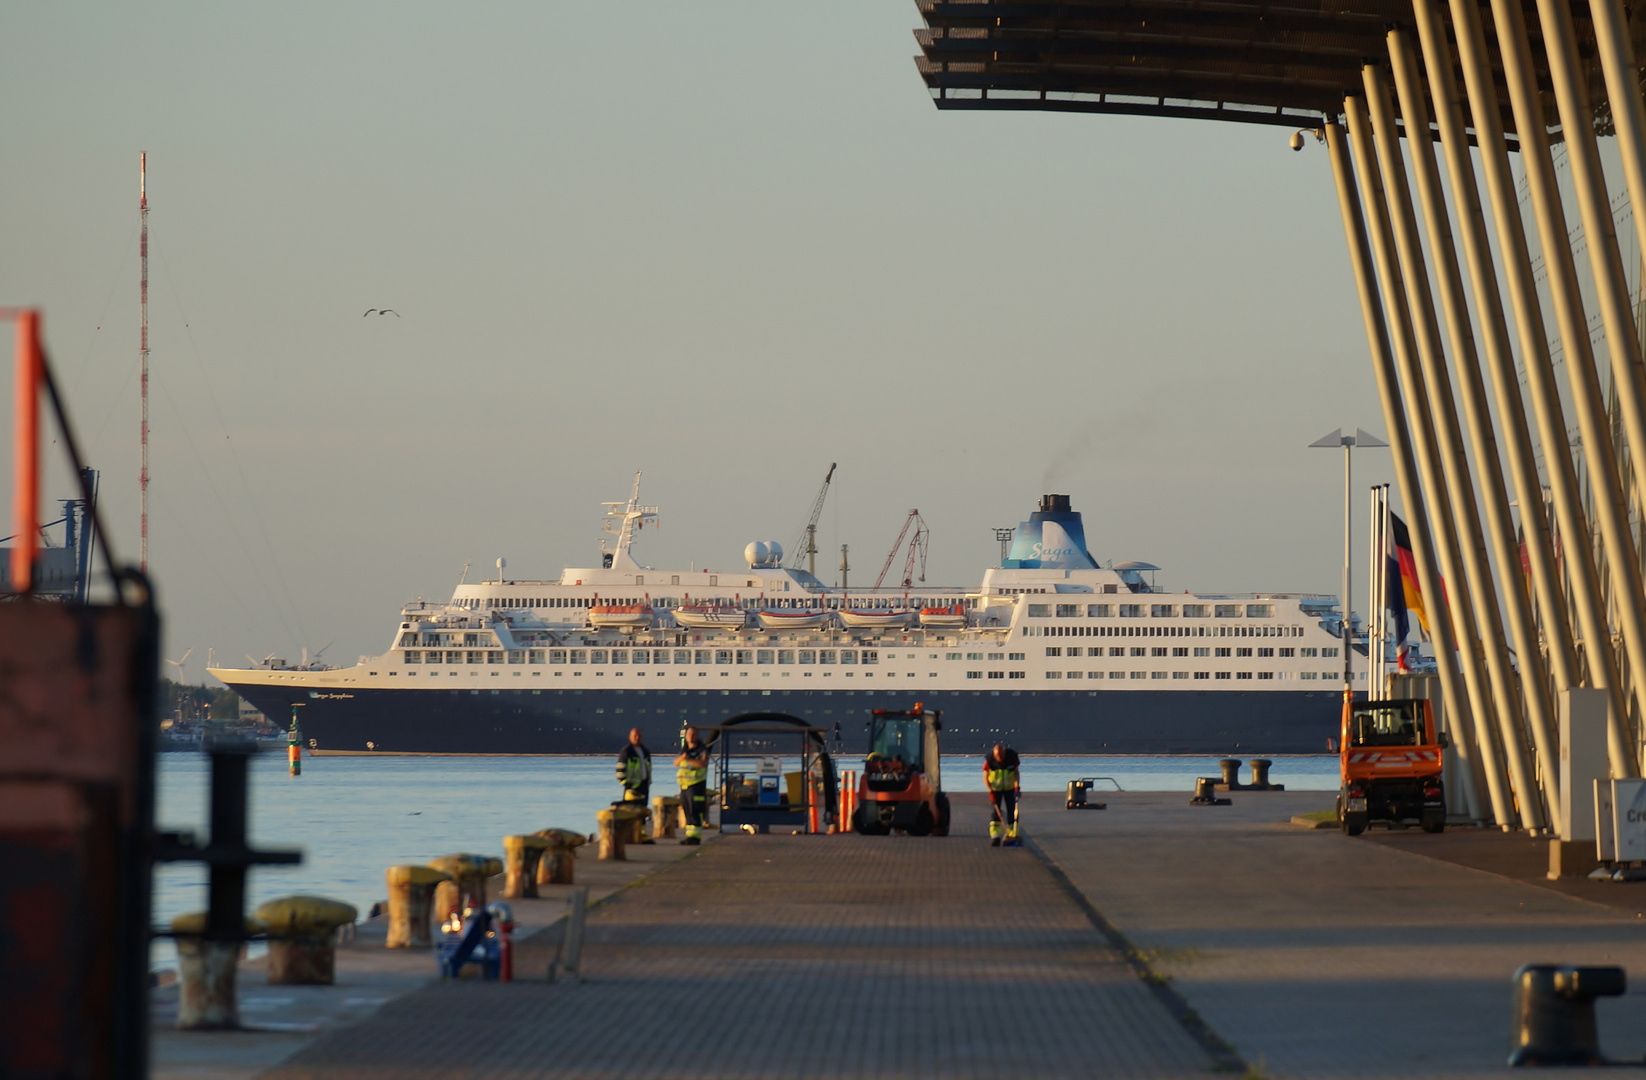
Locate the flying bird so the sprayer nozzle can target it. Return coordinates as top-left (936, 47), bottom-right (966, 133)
top-left (363, 309), bottom-right (400, 317)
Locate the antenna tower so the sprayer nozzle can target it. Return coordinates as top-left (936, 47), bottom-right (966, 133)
top-left (139, 152), bottom-right (149, 571)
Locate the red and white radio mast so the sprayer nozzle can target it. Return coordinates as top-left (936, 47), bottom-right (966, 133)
top-left (139, 152), bottom-right (149, 572)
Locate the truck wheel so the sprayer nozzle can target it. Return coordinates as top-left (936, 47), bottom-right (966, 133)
top-left (1421, 817), bottom-right (1445, 834)
top-left (1342, 813), bottom-right (1367, 836)
top-left (854, 806), bottom-right (888, 836)
top-left (932, 793), bottom-right (952, 837)
top-left (909, 804), bottom-right (935, 837)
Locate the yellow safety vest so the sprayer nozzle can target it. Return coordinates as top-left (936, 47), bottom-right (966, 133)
top-left (677, 746), bottom-right (708, 788)
top-left (985, 764), bottom-right (1017, 792)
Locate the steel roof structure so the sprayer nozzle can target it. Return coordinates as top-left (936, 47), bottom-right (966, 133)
top-left (913, 0), bottom-right (1641, 138)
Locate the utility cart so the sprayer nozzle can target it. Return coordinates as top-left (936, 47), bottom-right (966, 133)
top-left (705, 713), bottom-right (838, 835)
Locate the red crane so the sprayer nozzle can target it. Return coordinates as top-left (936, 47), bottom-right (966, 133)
top-left (873, 510), bottom-right (929, 590)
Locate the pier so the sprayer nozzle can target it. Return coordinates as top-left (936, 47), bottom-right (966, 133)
top-left (149, 793), bottom-right (1646, 1078)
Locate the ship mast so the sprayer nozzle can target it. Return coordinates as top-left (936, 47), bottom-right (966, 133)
top-left (139, 152), bottom-right (149, 572)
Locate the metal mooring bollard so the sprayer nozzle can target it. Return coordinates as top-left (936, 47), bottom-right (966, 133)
top-left (1508, 964), bottom-right (1626, 1066)
top-left (1190, 777), bottom-right (1230, 806)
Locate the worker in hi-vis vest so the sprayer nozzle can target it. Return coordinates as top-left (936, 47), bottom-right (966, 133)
top-left (984, 743), bottom-right (1021, 847)
top-left (616, 727), bottom-right (652, 805)
top-left (674, 726), bottom-right (710, 845)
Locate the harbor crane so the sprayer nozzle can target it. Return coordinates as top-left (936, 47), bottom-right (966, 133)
top-left (788, 463), bottom-right (836, 577)
top-left (874, 510), bottom-right (929, 590)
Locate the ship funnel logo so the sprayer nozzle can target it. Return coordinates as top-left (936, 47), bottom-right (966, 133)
top-left (1004, 499), bottom-right (1098, 570)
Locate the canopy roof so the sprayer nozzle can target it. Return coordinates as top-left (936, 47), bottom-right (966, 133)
top-left (914, 0), bottom-right (1640, 140)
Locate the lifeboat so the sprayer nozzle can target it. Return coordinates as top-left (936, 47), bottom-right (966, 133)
top-left (672, 606), bottom-right (747, 630)
top-left (918, 604), bottom-right (967, 629)
top-left (838, 608), bottom-right (914, 630)
top-left (756, 609), bottom-right (832, 631)
top-left (589, 602), bottom-right (654, 629)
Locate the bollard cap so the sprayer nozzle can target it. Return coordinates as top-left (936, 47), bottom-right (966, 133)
top-left (171, 911), bottom-right (267, 936)
top-left (1554, 966), bottom-right (1627, 1001)
top-left (387, 865), bottom-right (452, 886)
top-left (428, 853), bottom-right (503, 880)
top-left (253, 895), bottom-right (359, 935)
top-left (534, 828), bottom-right (589, 848)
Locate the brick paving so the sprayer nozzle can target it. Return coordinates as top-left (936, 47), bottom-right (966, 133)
top-left (1030, 790), bottom-right (1646, 1079)
top-left (262, 799), bottom-right (1217, 1079)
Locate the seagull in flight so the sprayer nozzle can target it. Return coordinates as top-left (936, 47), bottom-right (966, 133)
top-left (363, 308), bottom-right (400, 317)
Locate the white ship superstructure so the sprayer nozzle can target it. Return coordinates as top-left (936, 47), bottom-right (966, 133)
top-left (212, 483), bottom-right (1354, 754)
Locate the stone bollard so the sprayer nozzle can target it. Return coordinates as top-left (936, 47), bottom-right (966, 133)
top-left (1249, 758), bottom-right (1274, 789)
top-left (172, 912), bottom-right (265, 1030)
top-left (1218, 758), bottom-right (1243, 789)
top-left (427, 853), bottom-right (503, 921)
top-left (385, 865), bottom-right (451, 948)
top-left (1508, 964), bottom-right (1626, 1065)
top-left (502, 834), bottom-right (553, 899)
top-left (254, 895), bottom-right (359, 985)
top-left (651, 796), bottom-right (681, 840)
top-left (596, 807), bottom-right (633, 861)
top-left (535, 829), bottom-right (588, 886)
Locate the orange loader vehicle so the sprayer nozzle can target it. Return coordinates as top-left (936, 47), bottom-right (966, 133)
top-left (853, 703), bottom-right (951, 836)
top-left (1337, 694), bottom-right (1448, 836)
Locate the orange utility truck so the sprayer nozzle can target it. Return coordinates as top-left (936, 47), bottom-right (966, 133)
top-left (853, 703), bottom-right (951, 836)
top-left (1337, 695), bottom-right (1448, 835)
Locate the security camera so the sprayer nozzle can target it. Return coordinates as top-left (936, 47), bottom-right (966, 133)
top-left (1289, 130), bottom-right (1305, 151)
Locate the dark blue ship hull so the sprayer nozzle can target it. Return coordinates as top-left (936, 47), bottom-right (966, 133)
top-left (232, 683), bottom-right (1343, 756)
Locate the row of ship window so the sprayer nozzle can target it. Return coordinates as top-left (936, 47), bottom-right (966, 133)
top-left (1022, 624), bottom-right (1301, 639)
top-left (1044, 646), bottom-right (1339, 658)
top-left (1031, 670), bottom-right (1357, 681)
top-left (401, 648), bottom-right (908, 665)
top-left (1027, 603), bottom-right (1278, 619)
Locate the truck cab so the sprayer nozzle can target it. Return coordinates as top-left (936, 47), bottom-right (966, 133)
top-left (1338, 696), bottom-right (1447, 835)
top-left (854, 704), bottom-right (950, 836)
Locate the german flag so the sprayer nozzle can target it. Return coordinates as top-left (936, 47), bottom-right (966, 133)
top-left (1389, 512), bottom-right (1427, 637)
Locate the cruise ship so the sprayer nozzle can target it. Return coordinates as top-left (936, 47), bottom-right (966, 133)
top-left (209, 482), bottom-right (1355, 755)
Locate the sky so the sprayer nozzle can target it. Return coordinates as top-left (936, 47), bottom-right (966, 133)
top-left (0, 2), bottom-right (1402, 679)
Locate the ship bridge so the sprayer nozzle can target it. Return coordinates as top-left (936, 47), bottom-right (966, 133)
top-left (914, 0), bottom-right (1646, 830)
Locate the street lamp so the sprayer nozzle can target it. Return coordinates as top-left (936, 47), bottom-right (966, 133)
top-left (1310, 428), bottom-right (1388, 692)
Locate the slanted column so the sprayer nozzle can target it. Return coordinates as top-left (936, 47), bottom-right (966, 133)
top-left (1350, 84), bottom-right (1515, 827)
top-left (1383, 32), bottom-right (1551, 829)
top-left (1529, 0), bottom-right (1646, 777)
top-left (1323, 116), bottom-right (1486, 822)
top-left (1586, 0), bottom-right (1646, 276)
top-left (1412, 0), bottom-right (1577, 705)
top-left (1488, 0), bottom-right (1641, 777)
top-left (1444, 0), bottom-right (1612, 749)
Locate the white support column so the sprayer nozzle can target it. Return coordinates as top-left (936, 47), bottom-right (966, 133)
top-left (1446, 0), bottom-right (1618, 769)
top-left (1490, 0), bottom-right (1643, 778)
top-left (1384, 31), bottom-right (1552, 828)
top-left (1356, 75), bottom-right (1517, 827)
top-left (1327, 113), bottom-right (1489, 822)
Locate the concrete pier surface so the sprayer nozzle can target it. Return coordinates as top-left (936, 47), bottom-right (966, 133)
top-left (151, 835), bottom-right (710, 1080)
top-left (166, 790), bottom-right (1646, 1078)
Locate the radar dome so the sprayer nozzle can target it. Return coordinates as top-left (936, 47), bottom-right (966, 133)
top-left (744, 541), bottom-right (783, 568)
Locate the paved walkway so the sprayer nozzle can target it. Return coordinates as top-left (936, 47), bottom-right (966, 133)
top-left (1029, 790), bottom-right (1646, 1079)
top-left (152, 835), bottom-right (711, 1080)
top-left (263, 799), bottom-right (1217, 1079)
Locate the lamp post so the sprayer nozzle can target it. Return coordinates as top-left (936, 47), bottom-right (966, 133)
top-left (1310, 428), bottom-right (1388, 692)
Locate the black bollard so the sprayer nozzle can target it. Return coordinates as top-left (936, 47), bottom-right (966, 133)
top-left (1249, 759), bottom-right (1273, 789)
top-left (1190, 777), bottom-right (1230, 806)
top-left (1508, 964), bottom-right (1626, 1066)
top-left (1219, 758), bottom-right (1243, 789)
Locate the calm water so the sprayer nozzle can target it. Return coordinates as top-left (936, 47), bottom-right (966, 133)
top-left (152, 751), bottom-right (1335, 967)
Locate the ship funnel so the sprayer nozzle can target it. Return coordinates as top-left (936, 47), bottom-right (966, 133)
top-left (1004, 495), bottom-right (1099, 570)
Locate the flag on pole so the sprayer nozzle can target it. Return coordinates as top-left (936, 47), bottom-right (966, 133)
top-left (1388, 513), bottom-right (1428, 671)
